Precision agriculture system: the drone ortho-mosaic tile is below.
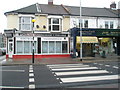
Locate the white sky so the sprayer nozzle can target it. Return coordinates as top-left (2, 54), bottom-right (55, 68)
top-left (0, 0), bottom-right (120, 33)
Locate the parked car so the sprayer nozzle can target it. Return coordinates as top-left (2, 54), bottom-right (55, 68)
top-left (0, 49), bottom-right (2, 56)
top-left (0, 48), bottom-right (6, 55)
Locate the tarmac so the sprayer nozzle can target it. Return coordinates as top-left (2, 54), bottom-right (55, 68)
top-left (0, 54), bottom-right (120, 65)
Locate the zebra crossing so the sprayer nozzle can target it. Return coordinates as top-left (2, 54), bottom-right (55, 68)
top-left (47, 63), bottom-right (118, 85)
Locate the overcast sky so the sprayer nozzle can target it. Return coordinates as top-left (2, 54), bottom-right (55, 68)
top-left (0, 0), bottom-right (120, 33)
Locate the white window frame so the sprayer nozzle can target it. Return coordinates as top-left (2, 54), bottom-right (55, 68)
top-left (19, 15), bottom-right (35, 31)
top-left (104, 21), bottom-right (114, 29)
top-left (48, 16), bottom-right (63, 32)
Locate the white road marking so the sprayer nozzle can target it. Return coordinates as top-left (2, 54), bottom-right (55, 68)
top-left (29, 73), bottom-right (34, 77)
top-left (0, 70), bottom-right (25, 72)
top-left (55, 70), bottom-right (108, 76)
top-left (113, 66), bottom-right (118, 69)
top-left (51, 67), bottom-right (98, 71)
top-left (94, 63), bottom-right (97, 64)
top-left (49, 65), bottom-right (90, 69)
top-left (60, 75), bottom-right (118, 83)
top-left (29, 84), bottom-right (35, 89)
top-left (99, 64), bottom-right (103, 65)
top-left (105, 65), bottom-right (110, 67)
top-left (29, 69), bottom-right (33, 73)
top-left (47, 64), bottom-right (84, 67)
top-left (0, 86), bottom-right (24, 89)
top-left (29, 78), bottom-right (35, 82)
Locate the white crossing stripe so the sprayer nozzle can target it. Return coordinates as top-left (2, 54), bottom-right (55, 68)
top-left (0, 70), bottom-right (25, 72)
top-left (51, 67), bottom-right (98, 71)
top-left (113, 66), bottom-right (118, 69)
top-left (29, 84), bottom-right (35, 89)
top-left (55, 70), bottom-right (109, 76)
top-left (47, 64), bottom-right (84, 67)
top-left (0, 86), bottom-right (24, 89)
top-left (60, 75), bottom-right (118, 83)
top-left (29, 78), bottom-right (35, 82)
top-left (29, 69), bottom-right (33, 73)
top-left (49, 65), bottom-right (90, 69)
top-left (105, 65), bottom-right (110, 67)
top-left (29, 73), bottom-right (34, 77)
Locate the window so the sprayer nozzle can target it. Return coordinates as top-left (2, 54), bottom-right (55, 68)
top-left (84, 20), bottom-right (88, 28)
top-left (110, 21), bottom-right (114, 29)
top-left (49, 41), bottom-right (55, 53)
top-left (48, 18), bottom-right (62, 32)
top-left (42, 41), bottom-right (48, 53)
top-left (16, 41), bottom-right (37, 54)
top-left (79, 19), bottom-right (88, 28)
top-left (56, 41), bottom-right (62, 53)
top-left (17, 41), bottom-right (23, 54)
top-left (105, 21), bottom-right (114, 29)
top-left (42, 41), bottom-right (68, 54)
top-left (24, 41), bottom-right (30, 53)
top-left (105, 21), bottom-right (109, 29)
top-left (19, 17), bottom-right (33, 31)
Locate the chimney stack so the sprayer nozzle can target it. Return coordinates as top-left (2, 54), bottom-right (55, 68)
top-left (48, 0), bottom-right (53, 5)
top-left (110, 2), bottom-right (116, 9)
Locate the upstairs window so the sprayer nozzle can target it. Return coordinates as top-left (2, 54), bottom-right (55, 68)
top-left (79, 19), bottom-right (88, 28)
top-left (19, 16), bottom-right (33, 31)
top-left (48, 18), bottom-right (62, 32)
top-left (105, 21), bottom-right (114, 29)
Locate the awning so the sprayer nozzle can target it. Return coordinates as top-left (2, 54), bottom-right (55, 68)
top-left (101, 38), bottom-right (110, 42)
top-left (76, 36), bottom-right (98, 43)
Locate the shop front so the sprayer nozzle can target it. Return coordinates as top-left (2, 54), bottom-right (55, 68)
top-left (70, 28), bottom-right (120, 58)
top-left (6, 32), bottom-right (70, 59)
top-left (70, 28), bottom-right (98, 57)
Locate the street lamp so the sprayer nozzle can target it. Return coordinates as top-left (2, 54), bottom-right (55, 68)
top-left (80, 0), bottom-right (82, 61)
top-left (32, 19), bottom-right (36, 63)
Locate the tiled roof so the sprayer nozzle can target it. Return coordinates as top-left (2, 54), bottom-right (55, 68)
top-left (5, 3), bottom-right (119, 18)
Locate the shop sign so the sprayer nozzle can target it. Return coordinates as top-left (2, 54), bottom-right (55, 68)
top-left (77, 30), bottom-right (96, 36)
top-left (42, 37), bottom-right (68, 41)
top-left (16, 37), bottom-right (37, 41)
top-left (97, 31), bottom-right (120, 36)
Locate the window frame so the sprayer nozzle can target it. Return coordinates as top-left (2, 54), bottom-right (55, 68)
top-left (48, 16), bottom-right (62, 32)
top-left (19, 15), bottom-right (34, 31)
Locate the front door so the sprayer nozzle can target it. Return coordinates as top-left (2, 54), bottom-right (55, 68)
top-left (8, 38), bottom-right (13, 58)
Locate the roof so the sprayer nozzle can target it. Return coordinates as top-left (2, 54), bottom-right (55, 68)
top-left (5, 3), bottom-right (119, 18)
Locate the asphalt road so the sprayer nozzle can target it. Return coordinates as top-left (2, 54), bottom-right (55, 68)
top-left (1, 61), bottom-right (119, 89)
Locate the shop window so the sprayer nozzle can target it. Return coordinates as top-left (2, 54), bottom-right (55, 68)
top-left (48, 18), bottom-right (62, 32)
top-left (16, 41), bottom-right (37, 54)
top-left (49, 41), bottom-right (55, 53)
top-left (16, 41), bottom-right (23, 54)
top-left (42, 41), bottom-right (48, 53)
top-left (62, 41), bottom-right (68, 53)
top-left (24, 41), bottom-right (30, 53)
top-left (56, 41), bottom-right (62, 53)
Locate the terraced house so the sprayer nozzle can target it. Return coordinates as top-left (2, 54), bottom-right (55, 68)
top-left (4, 0), bottom-right (120, 60)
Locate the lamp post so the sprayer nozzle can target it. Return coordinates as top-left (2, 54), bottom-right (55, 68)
top-left (32, 19), bottom-right (36, 63)
top-left (80, 0), bottom-right (82, 61)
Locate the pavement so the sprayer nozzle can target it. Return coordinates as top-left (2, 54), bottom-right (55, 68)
top-left (0, 54), bottom-right (120, 65)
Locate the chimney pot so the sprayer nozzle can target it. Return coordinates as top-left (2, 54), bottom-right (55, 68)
top-left (110, 2), bottom-right (116, 9)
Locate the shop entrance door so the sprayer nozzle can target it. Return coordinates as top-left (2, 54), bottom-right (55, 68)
top-left (8, 38), bottom-right (13, 58)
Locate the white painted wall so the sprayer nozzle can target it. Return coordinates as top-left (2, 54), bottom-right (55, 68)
top-left (70, 16), bottom-right (118, 29)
